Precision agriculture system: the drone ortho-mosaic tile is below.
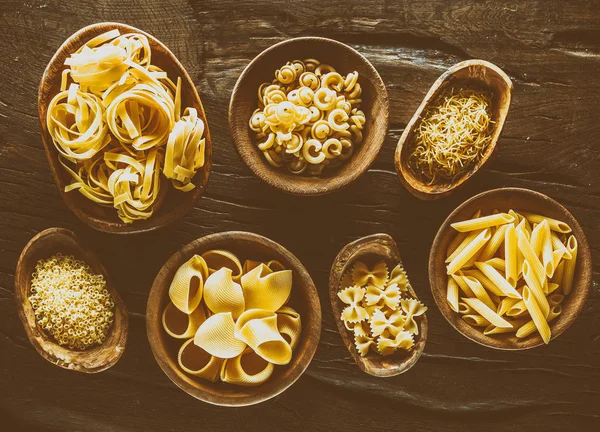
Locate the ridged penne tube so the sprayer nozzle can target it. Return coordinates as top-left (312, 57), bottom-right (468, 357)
top-left (462, 298), bottom-right (513, 328)
top-left (478, 224), bottom-right (508, 262)
top-left (446, 229), bottom-right (491, 274)
top-left (484, 321), bottom-right (524, 335)
top-left (521, 287), bottom-right (551, 344)
top-left (516, 218), bottom-right (532, 240)
top-left (461, 269), bottom-right (504, 297)
top-left (462, 314), bottom-right (490, 327)
top-left (220, 348), bottom-right (274, 387)
top-left (508, 209), bottom-right (521, 225)
top-left (162, 301), bottom-right (207, 339)
top-left (446, 278), bottom-right (460, 312)
top-left (540, 220), bottom-right (555, 277)
top-left (522, 261), bottom-right (550, 318)
top-left (474, 262), bottom-right (521, 299)
top-left (551, 232), bottom-right (572, 260)
top-left (518, 231), bottom-right (546, 285)
top-left (240, 264), bottom-right (293, 312)
top-left (462, 276), bottom-right (496, 310)
top-left (446, 229), bottom-right (483, 264)
top-left (203, 267), bottom-right (245, 319)
top-left (276, 306), bottom-right (302, 350)
top-left (553, 260), bottom-right (565, 285)
top-left (168, 255), bottom-right (208, 314)
top-left (519, 212), bottom-right (571, 234)
top-left (506, 300), bottom-right (527, 317)
top-left (548, 293), bottom-right (564, 307)
top-left (458, 301), bottom-right (476, 315)
top-left (562, 235), bottom-right (578, 295)
top-left (451, 213), bottom-right (514, 232)
top-left (547, 282), bottom-right (560, 295)
top-left (497, 297), bottom-right (520, 317)
top-left (234, 310), bottom-right (292, 365)
top-left (177, 338), bottom-right (222, 381)
top-left (194, 312), bottom-right (246, 358)
top-left (516, 305), bottom-right (562, 339)
top-left (451, 274), bottom-right (475, 297)
top-left (530, 221), bottom-right (545, 258)
top-left (485, 257), bottom-right (505, 271)
top-left (447, 210), bottom-right (481, 256)
top-left (201, 250), bottom-right (243, 281)
top-left (504, 224), bottom-right (518, 287)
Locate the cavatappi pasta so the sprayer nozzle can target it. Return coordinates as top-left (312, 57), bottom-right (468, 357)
top-left (444, 209), bottom-right (578, 344)
top-left (249, 59), bottom-right (366, 175)
top-left (47, 30), bottom-right (206, 223)
top-left (337, 260), bottom-right (427, 357)
top-left (28, 254), bottom-right (114, 350)
top-left (162, 251), bottom-right (301, 386)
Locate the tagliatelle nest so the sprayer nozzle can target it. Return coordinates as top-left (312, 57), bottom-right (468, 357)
top-left (408, 87), bottom-right (494, 185)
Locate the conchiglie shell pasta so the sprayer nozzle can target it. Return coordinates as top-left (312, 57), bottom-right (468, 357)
top-left (234, 310), bottom-right (292, 365)
top-left (178, 338), bottom-right (222, 382)
top-left (220, 348), bottom-right (274, 387)
top-left (201, 250), bottom-right (243, 281)
top-left (162, 301), bottom-right (207, 339)
top-left (168, 255), bottom-right (209, 314)
top-left (203, 267), bottom-right (245, 319)
top-left (194, 312), bottom-right (246, 359)
top-left (241, 264), bottom-right (293, 312)
top-left (276, 306), bottom-right (302, 350)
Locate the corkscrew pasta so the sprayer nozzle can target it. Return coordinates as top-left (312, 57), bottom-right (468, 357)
top-left (162, 251), bottom-right (301, 387)
top-left (46, 30), bottom-right (207, 223)
top-left (444, 209), bottom-right (577, 344)
top-left (249, 59), bottom-right (366, 175)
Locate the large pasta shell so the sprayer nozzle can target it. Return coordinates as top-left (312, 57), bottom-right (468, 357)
top-left (220, 348), bottom-right (274, 386)
top-left (234, 309), bottom-right (292, 365)
top-left (162, 301), bottom-right (208, 339)
top-left (241, 264), bottom-right (292, 311)
top-left (194, 312), bottom-right (246, 359)
top-left (276, 306), bottom-right (302, 350)
top-left (201, 250), bottom-right (243, 281)
top-left (168, 255), bottom-right (208, 314)
top-left (178, 338), bottom-right (222, 382)
top-left (243, 259), bottom-right (262, 274)
top-left (203, 267), bottom-right (245, 319)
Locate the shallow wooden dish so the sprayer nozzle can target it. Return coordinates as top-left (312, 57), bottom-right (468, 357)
top-left (38, 22), bottom-right (212, 233)
top-left (146, 231), bottom-right (321, 406)
top-left (229, 37), bottom-right (389, 195)
top-left (429, 188), bottom-right (592, 350)
top-left (329, 234), bottom-right (427, 377)
top-left (394, 59), bottom-right (512, 200)
top-left (14, 228), bottom-right (128, 372)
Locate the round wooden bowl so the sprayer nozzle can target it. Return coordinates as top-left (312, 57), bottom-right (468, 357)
top-left (429, 188), bottom-right (591, 349)
top-left (229, 37), bottom-right (389, 195)
top-left (329, 234), bottom-right (427, 376)
top-left (14, 228), bottom-right (128, 372)
top-left (146, 231), bottom-right (321, 406)
top-left (395, 60), bottom-right (512, 200)
top-left (38, 22), bottom-right (212, 234)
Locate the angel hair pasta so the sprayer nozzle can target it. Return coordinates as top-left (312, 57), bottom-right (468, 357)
top-left (46, 29), bottom-right (207, 223)
top-left (338, 260), bottom-right (427, 357)
top-left (28, 254), bottom-right (114, 350)
top-left (162, 251), bottom-right (301, 387)
top-left (249, 59), bottom-right (366, 176)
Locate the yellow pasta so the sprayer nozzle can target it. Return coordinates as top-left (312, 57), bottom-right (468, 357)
top-left (355, 334), bottom-right (376, 356)
top-left (337, 286), bottom-right (368, 323)
top-left (474, 262), bottom-right (521, 299)
top-left (446, 229), bottom-right (483, 264)
top-left (446, 229), bottom-right (491, 274)
top-left (240, 264), bottom-right (292, 312)
top-left (162, 301), bottom-right (207, 339)
top-left (446, 277), bottom-right (460, 313)
top-left (451, 213), bottom-right (514, 232)
top-left (377, 331), bottom-right (414, 356)
top-left (451, 274), bottom-right (475, 297)
top-left (194, 312), bottom-right (247, 359)
top-left (504, 225), bottom-right (518, 287)
top-left (203, 268), bottom-right (245, 319)
top-left (551, 232), bottom-right (572, 260)
top-left (460, 269), bottom-right (504, 297)
top-left (516, 305), bottom-right (562, 339)
top-left (234, 310), bottom-right (292, 365)
top-left (518, 231), bottom-right (546, 285)
top-left (220, 348), bottom-right (274, 386)
top-left (462, 298), bottom-right (513, 328)
top-left (519, 212), bottom-right (571, 234)
top-left (178, 338), bottom-right (222, 382)
top-left (447, 210), bottom-right (481, 256)
top-left (168, 255), bottom-right (208, 314)
top-left (478, 224), bottom-right (508, 262)
top-left (462, 276), bottom-right (496, 310)
top-left (521, 287), bottom-right (551, 344)
top-left (462, 314), bottom-right (490, 327)
top-left (506, 300), bottom-right (527, 317)
top-left (276, 306), bottom-right (302, 350)
top-left (400, 298), bottom-right (428, 335)
top-left (201, 250), bottom-right (243, 281)
top-left (458, 301), bottom-right (476, 315)
top-left (497, 297), bottom-right (520, 317)
top-left (562, 235), bottom-right (578, 295)
top-left (365, 283), bottom-right (401, 310)
top-left (352, 261), bottom-right (388, 287)
top-left (530, 221), bottom-right (545, 258)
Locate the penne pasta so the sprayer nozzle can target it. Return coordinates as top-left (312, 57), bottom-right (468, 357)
top-left (446, 229), bottom-right (483, 264)
top-left (520, 211), bottom-right (571, 234)
top-left (447, 210), bottom-right (481, 256)
top-left (484, 320), bottom-right (526, 335)
top-left (516, 217), bottom-right (532, 240)
top-left (451, 273), bottom-right (475, 297)
top-left (540, 220), bottom-right (555, 277)
top-left (522, 261), bottom-right (550, 318)
top-left (516, 305), bottom-right (562, 339)
top-left (508, 209), bottom-right (521, 226)
top-left (474, 261), bottom-right (521, 299)
top-left (506, 300), bottom-right (527, 317)
top-left (551, 232), bottom-right (572, 260)
top-left (562, 235), bottom-right (578, 295)
top-left (461, 269), bottom-right (504, 297)
top-left (446, 229), bottom-right (491, 274)
top-left (518, 231), bottom-right (546, 284)
top-left (521, 287), bottom-right (552, 344)
top-left (451, 213), bottom-right (515, 232)
top-left (530, 222), bottom-right (545, 258)
top-left (446, 277), bottom-right (460, 313)
top-left (462, 314), bottom-right (490, 327)
top-left (553, 259), bottom-right (565, 285)
top-left (462, 297), bottom-right (513, 328)
top-left (504, 224), bottom-right (518, 287)
top-left (485, 257), bottom-right (506, 271)
top-left (463, 276), bottom-right (497, 310)
top-left (477, 224), bottom-right (508, 262)
top-left (458, 301), bottom-right (476, 315)
top-left (547, 293), bottom-right (564, 306)
top-left (497, 297), bottom-right (520, 316)
top-left (547, 282), bottom-right (560, 295)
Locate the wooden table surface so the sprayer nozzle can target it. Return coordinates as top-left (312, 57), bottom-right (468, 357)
top-left (1, 0), bottom-right (599, 430)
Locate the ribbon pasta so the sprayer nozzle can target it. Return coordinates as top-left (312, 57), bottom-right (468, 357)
top-left (47, 30), bottom-right (207, 223)
top-left (161, 250), bottom-right (301, 387)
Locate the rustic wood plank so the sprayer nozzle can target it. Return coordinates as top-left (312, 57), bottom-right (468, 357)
top-left (1, 0), bottom-right (599, 430)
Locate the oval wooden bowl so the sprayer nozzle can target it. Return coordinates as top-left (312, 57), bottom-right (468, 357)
top-left (229, 37), bottom-right (389, 195)
top-left (38, 22), bottom-right (212, 233)
top-left (329, 234), bottom-right (427, 377)
top-left (394, 59), bottom-right (512, 200)
top-left (146, 231), bottom-right (321, 406)
top-left (429, 188), bottom-right (592, 350)
top-left (14, 228), bottom-right (128, 372)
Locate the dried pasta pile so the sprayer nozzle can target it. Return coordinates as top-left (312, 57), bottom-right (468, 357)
top-left (250, 59), bottom-right (366, 175)
top-left (445, 210), bottom-right (578, 344)
top-left (409, 88), bottom-right (493, 185)
top-left (338, 261), bottom-right (427, 357)
top-left (162, 250), bottom-right (301, 386)
top-left (28, 255), bottom-right (114, 350)
top-left (46, 30), bottom-right (206, 223)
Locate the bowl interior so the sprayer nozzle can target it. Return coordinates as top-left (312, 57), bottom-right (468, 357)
top-left (429, 188), bottom-right (591, 349)
top-left (229, 37), bottom-right (388, 195)
top-left (147, 232), bottom-right (321, 406)
top-left (38, 22), bottom-right (212, 233)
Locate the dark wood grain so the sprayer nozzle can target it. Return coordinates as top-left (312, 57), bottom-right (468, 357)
top-left (1, 0), bottom-right (599, 431)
